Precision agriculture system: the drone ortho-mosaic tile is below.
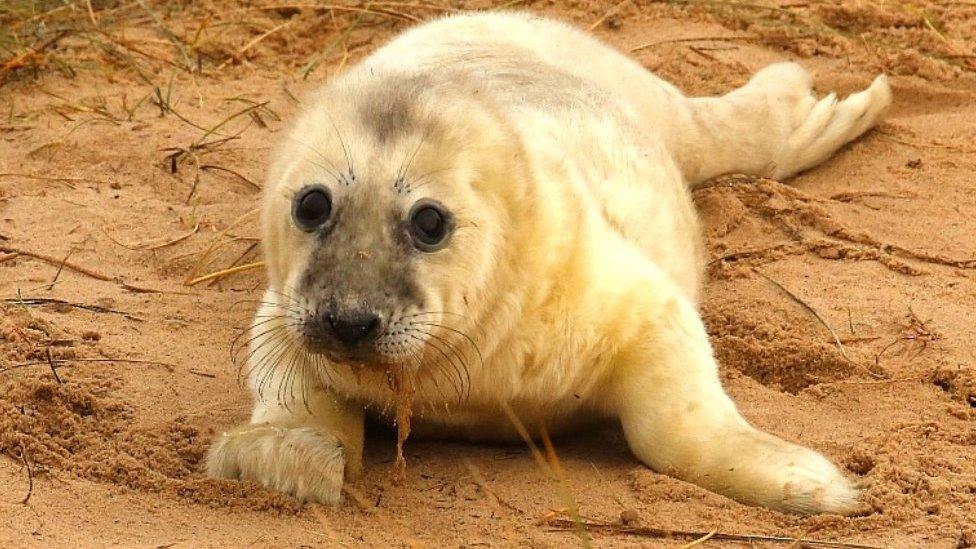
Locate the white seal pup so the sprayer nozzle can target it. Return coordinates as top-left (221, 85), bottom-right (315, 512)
top-left (206, 11), bottom-right (891, 514)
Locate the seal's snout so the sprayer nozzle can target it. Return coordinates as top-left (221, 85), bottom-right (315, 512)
top-left (303, 304), bottom-right (385, 361)
top-left (325, 309), bottom-right (382, 347)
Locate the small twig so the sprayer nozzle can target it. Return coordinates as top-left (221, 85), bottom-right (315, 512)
top-left (545, 518), bottom-right (882, 548)
top-left (1, 357), bottom-right (178, 375)
top-left (0, 245), bottom-right (112, 281)
top-left (45, 348), bottom-right (62, 384)
top-left (462, 459), bottom-right (521, 513)
top-left (830, 190), bottom-right (917, 203)
top-left (232, 3), bottom-right (421, 21)
top-left (681, 529), bottom-right (717, 548)
top-left (46, 249), bottom-right (73, 290)
top-left (498, 402), bottom-right (590, 548)
top-left (754, 269), bottom-right (851, 361)
top-left (813, 377), bottom-right (919, 387)
top-left (0, 244), bottom-right (165, 292)
top-left (188, 369), bottom-right (216, 378)
top-left (630, 35), bottom-right (754, 54)
top-left (119, 281), bottom-right (167, 294)
top-left (1, 297), bottom-right (143, 321)
top-left (18, 444), bottom-right (35, 505)
top-left (589, 0), bottom-right (630, 30)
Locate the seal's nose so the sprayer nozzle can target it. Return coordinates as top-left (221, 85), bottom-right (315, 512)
top-left (326, 309), bottom-right (381, 347)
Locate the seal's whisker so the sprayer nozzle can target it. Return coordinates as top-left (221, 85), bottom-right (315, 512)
top-left (414, 321), bottom-right (484, 370)
top-left (254, 337), bottom-right (298, 404)
top-left (243, 329), bottom-right (293, 389)
top-left (298, 348), bottom-right (313, 414)
top-left (279, 351), bottom-right (300, 412)
top-left (267, 340), bottom-right (300, 409)
top-left (401, 311), bottom-right (466, 319)
top-left (233, 324), bottom-right (291, 384)
top-left (322, 110), bottom-right (354, 177)
top-left (231, 319), bottom-right (301, 365)
top-left (416, 351), bottom-right (454, 406)
top-left (409, 320), bottom-right (480, 402)
top-left (397, 124), bottom-right (433, 185)
top-left (282, 134), bottom-right (344, 181)
top-left (406, 329), bottom-right (467, 404)
top-left (232, 314), bottom-right (293, 347)
top-left (245, 326), bottom-right (298, 397)
top-left (419, 328), bottom-right (472, 402)
top-left (404, 166), bottom-right (452, 194)
top-left (405, 331), bottom-right (460, 400)
top-left (306, 347), bottom-right (337, 388)
top-left (264, 288), bottom-right (308, 310)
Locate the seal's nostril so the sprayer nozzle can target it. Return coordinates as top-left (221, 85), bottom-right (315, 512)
top-left (328, 310), bottom-right (381, 347)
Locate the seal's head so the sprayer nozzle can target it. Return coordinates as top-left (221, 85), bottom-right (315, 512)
top-left (261, 73), bottom-right (524, 376)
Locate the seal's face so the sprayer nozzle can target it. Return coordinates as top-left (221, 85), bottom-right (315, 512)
top-left (261, 84), bottom-right (509, 382)
top-left (286, 176), bottom-right (456, 365)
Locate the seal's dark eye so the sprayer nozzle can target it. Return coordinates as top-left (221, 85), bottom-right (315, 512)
top-left (409, 201), bottom-right (452, 251)
top-left (292, 186), bottom-right (332, 231)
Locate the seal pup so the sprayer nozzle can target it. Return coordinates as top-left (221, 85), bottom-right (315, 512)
top-left (206, 11), bottom-right (891, 514)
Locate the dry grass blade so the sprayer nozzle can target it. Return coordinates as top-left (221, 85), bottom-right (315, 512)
top-left (183, 209), bottom-right (259, 284)
top-left (207, 241), bottom-right (260, 288)
top-left (199, 165), bottom-right (260, 190)
top-left (103, 223), bottom-right (200, 251)
top-left (217, 20), bottom-right (295, 70)
top-left (0, 30), bottom-right (69, 83)
top-left (132, 0), bottom-right (193, 71)
top-left (545, 518), bottom-right (882, 548)
top-left (0, 172), bottom-right (110, 188)
top-left (185, 261), bottom-right (265, 286)
top-left (234, 3), bottom-right (421, 22)
top-left (497, 402), bottom-right (591, 548)
top-left (753, 268), bottom-right (851, 361)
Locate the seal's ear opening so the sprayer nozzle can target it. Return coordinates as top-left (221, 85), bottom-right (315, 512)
top-left (408, 199), bottom-right (454, 252)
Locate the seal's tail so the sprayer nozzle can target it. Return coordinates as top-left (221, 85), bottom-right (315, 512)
top-left (660, 62), bottom-right (892, 187)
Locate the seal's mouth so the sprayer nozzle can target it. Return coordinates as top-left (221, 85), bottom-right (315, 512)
top-left (303, 335), bottom-right (390, 367)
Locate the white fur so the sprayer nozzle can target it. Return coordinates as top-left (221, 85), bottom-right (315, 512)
top-left (206, 12), bottom-right (889, 513)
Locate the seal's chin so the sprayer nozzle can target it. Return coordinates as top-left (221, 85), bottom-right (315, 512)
top-left (302, 337), bottom-right (400, 369)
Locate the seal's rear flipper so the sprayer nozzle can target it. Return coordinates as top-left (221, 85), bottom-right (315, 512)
top-left (663, 62), bottom-right (892, 186)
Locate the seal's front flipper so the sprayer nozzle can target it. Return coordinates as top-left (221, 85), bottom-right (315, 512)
top-left (206, 423), bottom-right (348, 504)
top-left (608, 285), bottom-right (859, 515)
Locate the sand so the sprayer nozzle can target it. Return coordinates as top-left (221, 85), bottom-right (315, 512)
top-left (1, 1), bottom-right (974, 547)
